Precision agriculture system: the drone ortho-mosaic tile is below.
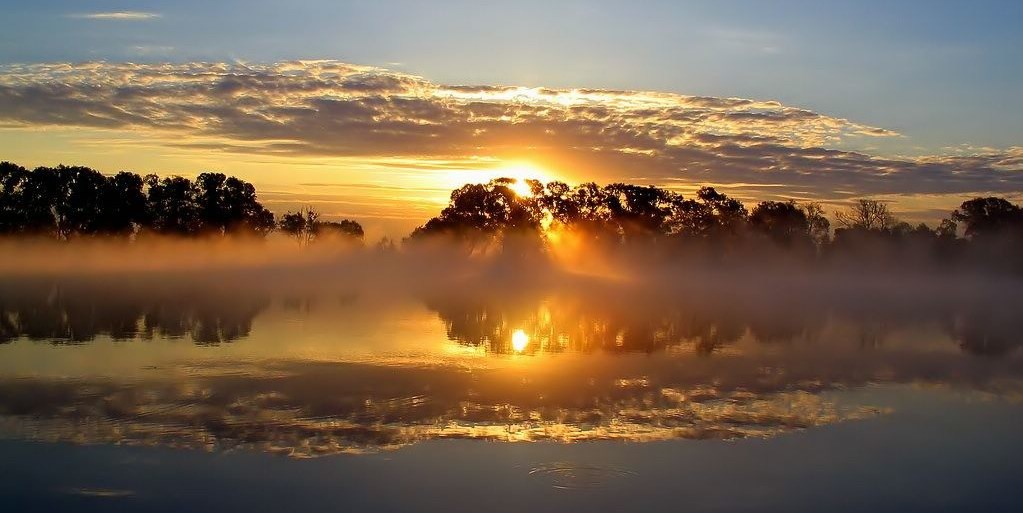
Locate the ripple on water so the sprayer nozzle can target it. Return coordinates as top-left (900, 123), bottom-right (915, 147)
top-left (65, 488), bottom-right (135, 498)
top-left (528, 462), bottom-right (638, 490)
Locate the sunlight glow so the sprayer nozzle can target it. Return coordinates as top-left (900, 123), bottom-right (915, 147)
top-left (495, 162), bottom-right (551, 197)
top-left (434, 161), bottom-right (554, 201)
top-left (497, 162), bottom-right (549, 183)
top-left (511, 329), bottom-right (529, 352)
top-left (508, 179), bottom-right (534, 197)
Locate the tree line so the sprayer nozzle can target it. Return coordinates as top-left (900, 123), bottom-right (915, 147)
top-left (4, 161), bottom-right (1023, 271)
top-left (409, 178), bottom-right (1023, 270)
top-left (0, 162), bottom-right (363, 242)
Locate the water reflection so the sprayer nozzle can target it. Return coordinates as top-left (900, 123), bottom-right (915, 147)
top-left (424, 283), bottom-right (1023, 357)
top-left (0, 278), bottom-right (267, 345)
top-left (0, 359), bottom-right (895, 456)
top-left (0, 274), bottom-right (1021, 457)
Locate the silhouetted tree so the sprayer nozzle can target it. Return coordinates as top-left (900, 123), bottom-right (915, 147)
top-left (554, 182), bottom-right (621, 244)
top-left (279, 208), bottom-right (363, 245)
top-left (0, 162), bottom-right (30, 234)
top-left (312, 219), bottom-right (365, 242)
top-left (801, 202), bottom-right (831, 247)
top-left (279, 209), bottom-right (319, 245)
top-left (7, 160), bottom-right (1023, 274)
top-left (19, 166), bottom-right (63, 236)
top-left (409, 178), bottom-right (542, 250)
top-left (56, 165), bottom-right (108, 238)
top-left (603, 183), bottom-right (674, 243)
top-left (749, 200), bottom-right (811, 247)
top-left (144, 175), bottom-right (202, 235)
top-left (663, 187), bottom-right (749, 250)
top-left (951, 197), bottom-right (1023, 240)
top-left (194, 172), bottom-right (275, 236)
top-left (0, 163), bottom-right (279, 239)
top-left (948, 197), bottom-right (1023, 271)
top-left (99, 171), bottom-right (149, 235)
top-left (666, 196), bottom-right (716, 239)
top-left (374, 236), bottom-right (397, 253)
top-left (835, 199), bottom-right (896, 231)
top-left (696, 187), bottom-right (749, 236)
top-left (937, 218), bottom-right (958, 239)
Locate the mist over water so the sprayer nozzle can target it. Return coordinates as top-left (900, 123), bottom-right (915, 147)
top-left (4, 2), bottom-right (1023, 509)
top-left (1, 187), bottom-right (1022, 512)
top-left (1, 238), bottom-right (1020, 458)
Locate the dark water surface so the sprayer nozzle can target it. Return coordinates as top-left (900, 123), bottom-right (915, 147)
top-left (1, 272), bottom-right (1021, 512)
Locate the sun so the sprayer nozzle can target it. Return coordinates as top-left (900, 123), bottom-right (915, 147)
top-left (441, 161), bottom-right (553, 197)
top-left (494, 162), bottom-right (550, 196)
top-left (508, 179), bottom-right (534, 197)
top-left (511, 329), bottom-right (529, 352)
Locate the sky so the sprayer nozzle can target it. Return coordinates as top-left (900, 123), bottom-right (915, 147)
top-left (0, 0), bottom-right (1021, 237)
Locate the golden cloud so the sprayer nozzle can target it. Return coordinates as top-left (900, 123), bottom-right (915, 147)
top-left (0, 61), bottom-right (1021, 198)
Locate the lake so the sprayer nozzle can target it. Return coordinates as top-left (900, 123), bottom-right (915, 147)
top-left (1, 267), bottom-right (1021, 512)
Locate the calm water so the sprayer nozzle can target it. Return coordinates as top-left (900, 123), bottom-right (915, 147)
top-left (1, 271), bottom-right (1022, 512)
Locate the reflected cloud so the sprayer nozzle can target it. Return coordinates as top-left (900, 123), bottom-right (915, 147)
top-left (0, 264), bottom-right (1018, 456)
top-left (1, 270), bottom-right (1022, 457)
top-left (0, 359), bottom-right (891, 457)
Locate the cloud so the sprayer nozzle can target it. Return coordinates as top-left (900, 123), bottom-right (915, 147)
top-left (68, 11), bottom-right (161, 20)
top-left (0, 61), bottom-right (1020, 201)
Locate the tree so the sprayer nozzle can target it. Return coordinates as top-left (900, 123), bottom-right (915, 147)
top-left (696, 187), bottom-right (748, 236)
top-left (145, 175), bottom-right (202, 235)
top-left (312, 219), bottom-right (365, 242)
top-left (55, 165), bottom-right (108, 238)
top-left (0, 162), bottom-right (30, 234)
top-left (2, 164), bottom-right (148, 238)
top-left (409, 179), bottom-right (542, 249)
top-left (749, 200), bottom-right (811, 247)
top-left (937, 218), bottom-right (958, 239)
top-left (99, 171), bottom-right (149, 235)
top-left (950, 197), bottom-right (1023, 240)
top-left (559, 182), bottom-right (620, 243)
top-left (374, 236), bottom-right (397, 253)
top-left (665, 187), bottom-right (747, 242)
top-left (19, 166), bottom-right (63, 236)
top-left (604, 183), bottom-right (674, 243)
top-left (800, 202), bottom-right (831, 247)
top-left (279, 209), bottom-right (319, 245)
top-left (0, 161), bottom-right (300, 241)
top-left (194, 172), bottom-right (275, 236)
top-left (835, 199), bottom-right (897, 231)
top-left (666, 197), bottom-right (716, 239)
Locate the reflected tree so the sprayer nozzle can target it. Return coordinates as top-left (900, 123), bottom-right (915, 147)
top-left (0, 280), bottom-right (268, 345)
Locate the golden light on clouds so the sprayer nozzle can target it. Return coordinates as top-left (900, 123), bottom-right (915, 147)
top-left (0, 60), bottom-right (1021, 236)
